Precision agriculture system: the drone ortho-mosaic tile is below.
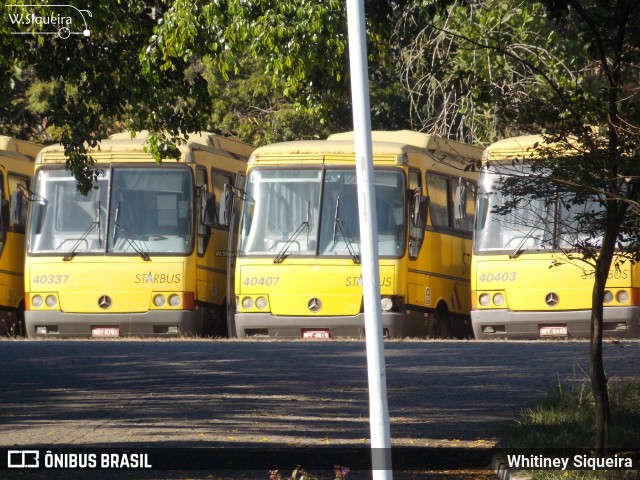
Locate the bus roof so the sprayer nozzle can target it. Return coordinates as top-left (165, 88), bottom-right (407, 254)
top-left (484, 134), bottom-right (585, 162)
top-left (0, 135), bottom-right (43, 159)
top-left (107, 131), bottom-right (254, 158)
top-left (250, 131), bottom-right (482, 165)
top-left (329, 130), bottom-right (482, 159)
top-left (37, 131), bottom-right (253, 164)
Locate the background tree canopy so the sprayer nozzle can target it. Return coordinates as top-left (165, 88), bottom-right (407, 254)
top-left (3, 0), bottom-right (640, 450)
top-left (1, 0), bottom-right (409, 193)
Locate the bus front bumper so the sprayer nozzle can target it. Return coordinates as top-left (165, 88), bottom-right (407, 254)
top-left (234, 312), bottom-right (426, 339)
top-left (471, 306), bottom-right (640, 340)
top-left (25, 310), bottom-right (202, 338)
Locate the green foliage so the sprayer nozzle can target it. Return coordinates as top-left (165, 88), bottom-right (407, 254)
top-left (144, 0), bottom-right (348, 103)
top-left (203, 56), bottom-right (342, 145)
top-left (396, 0), bottom-right (579, 142)
top-left (3, 0), bottom-right (407, 191)
top-left (143, 0), bottom-right (405, 136)
top-left (499, 380), bottom-right (640, 479)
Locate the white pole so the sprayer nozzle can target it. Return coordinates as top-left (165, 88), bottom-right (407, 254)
top-left (345, 1), bottom-right (393, 478)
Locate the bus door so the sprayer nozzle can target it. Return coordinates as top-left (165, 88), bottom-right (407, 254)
top-left (224, 172), bottom-right (245, 337)
top-left (406, 169), bottom-right (428, 309)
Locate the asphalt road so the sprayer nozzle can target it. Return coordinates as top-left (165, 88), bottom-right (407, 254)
top-left (0, 339), bottom-right (638, 479)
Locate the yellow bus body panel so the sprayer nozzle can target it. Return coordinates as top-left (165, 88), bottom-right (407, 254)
top-left (473, 254), bottom-right (632, 311)
top-left (0, 139), bottom-right (41, 313)
top-left (238, 262), bottom-right (396, 316)
top-left (0, 232), bottom-right (27, 309)
top-left (27, 256), bottom-right (192, 313)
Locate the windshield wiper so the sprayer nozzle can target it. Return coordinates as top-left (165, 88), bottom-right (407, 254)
top-left (273, 202), bottom-right (312, 264)
top-left (112, 201), bottom-right (150, 261)
top-left (509, 223), bottom-right (546, 259)
top-left (63, 202), bottom-right (102, 261)
top-left (333, 196), bottom-right (361, 264)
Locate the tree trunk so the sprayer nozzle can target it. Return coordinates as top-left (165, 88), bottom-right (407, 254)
top-left (591, 221), bottom-right (617, 453)
top-left (589, 298), bottom-right (609, 453)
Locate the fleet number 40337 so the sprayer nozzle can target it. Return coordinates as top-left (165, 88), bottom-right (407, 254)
top-left (33, 274), bottom-right (69, 284)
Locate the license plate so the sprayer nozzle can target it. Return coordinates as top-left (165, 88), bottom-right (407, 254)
top-left (92, 326), bottom-right (120, 337)
top-left (301, 329), bottom-right (330, 339)
top-left (540, 325), bottom-right (568, 337)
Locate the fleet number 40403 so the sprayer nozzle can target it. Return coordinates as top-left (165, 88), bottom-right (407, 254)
top-left (479, 272), bottom-right (517, 283)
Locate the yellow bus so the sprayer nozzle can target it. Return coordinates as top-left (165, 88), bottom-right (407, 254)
top-left (24, 131), bottom-right (253, 338)
top-left (0, 136), bottom-right (41, 336)
top-left (225, 130), bottom-right (482, 338)
top-left (471, 134), bottom-right (640, 339)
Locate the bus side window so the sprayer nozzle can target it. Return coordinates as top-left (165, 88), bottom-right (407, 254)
top-left (212, 169), bottom-right (232, 229)
top-left (196, 167), bottom-right (210, 256)
top-left (426, 174), bottom-right (451, 228)
top-left (0, 171), bottom-right (7, 238)
top-left (8, 174), bottom-right (29, 233)
top-left (408, 170), bottom-right (423, 260)
top-left (452, 178), bottom-right (476, 232)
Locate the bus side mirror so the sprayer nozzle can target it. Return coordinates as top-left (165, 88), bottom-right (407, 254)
top-left (32, 202), bottom-right (46, 235)
top-left (200, 190), bottom-right (216, 227)
top-left (0, 199), bottom-right (9, 233)
top-left (412, 192), bottom-right (429, 229)
top-left (218, 184), bottom-right (233, 227)
top-left (10, 190), bottom-right (26, 231)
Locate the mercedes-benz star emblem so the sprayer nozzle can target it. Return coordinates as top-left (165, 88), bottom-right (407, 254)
top-left (545, 292), bottom-right (559, 307)
top-left (307, 297), bottom-right (322, 312)
top-left (98, 295), bottom-right (112, 310)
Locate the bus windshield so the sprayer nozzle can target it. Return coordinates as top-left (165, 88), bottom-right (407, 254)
top-left (28, 166), bottom-right (193, 256)
top-left (239, 168), bottom-right (405, 258)
top-left (475, 166), bottom-right (603, 253)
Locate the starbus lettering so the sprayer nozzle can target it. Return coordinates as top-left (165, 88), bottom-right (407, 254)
top-left (345, 276), bottom-right (392, 287)
top-left (135, 272), bottom-right (181, 284)
top-left (581, 268), bottom-right (629, 281)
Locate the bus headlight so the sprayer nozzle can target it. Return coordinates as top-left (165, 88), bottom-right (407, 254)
top-left (45, 295), bottom-right (58, 308)
top-left (168, 294), bottom-right (181, 307)
top-left (478, 293), bottom-right (491, 307)
top-left (603, 290), bottom-right (614, 304)
top-left (255, 297), bottom-right (268, 310)
top-left (154, 294), bottom-right (166, 307)
top-left (380, 297), bottom-right (394, 312)
top-left (492, 293), bottom-right (505, 307)
top-left (241, 297), bottom-right (254, 309)
top-left (616, 290), bottom-right (630, 304)
top-left (31, 295), bottom-right (44, 308)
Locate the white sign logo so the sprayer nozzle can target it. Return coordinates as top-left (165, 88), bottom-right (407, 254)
top-left (6, 4), bottom-right (91, 38)
top-left (7, 450), bottom-right (40, 468)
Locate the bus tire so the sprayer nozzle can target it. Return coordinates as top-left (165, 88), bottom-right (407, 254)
top-left (203, 302), bottom-right (228, 338)
top-left (216, 301), bottom-right (229, 338)
top-left (433, 303), bottom-right (451, 338)
top-left (450, 315), bottom-right (473, 340)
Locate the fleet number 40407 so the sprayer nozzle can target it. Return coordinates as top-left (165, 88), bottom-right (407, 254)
top-left (242, 276), bottom-right (280, 287)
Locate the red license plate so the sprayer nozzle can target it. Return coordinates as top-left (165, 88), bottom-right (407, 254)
top-left (301, 329), bottom-right (330, 339)
top-left (92, 326), bottom-right (120, 337)
top-left (539, 325), bottom-right (568, 337)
